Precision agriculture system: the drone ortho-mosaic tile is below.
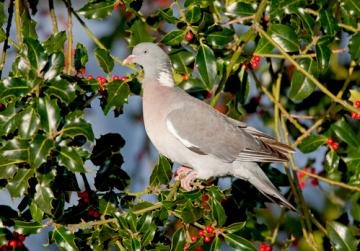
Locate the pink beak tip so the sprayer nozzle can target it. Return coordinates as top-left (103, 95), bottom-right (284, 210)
top-left (123, 54), bottom-right (135, 65)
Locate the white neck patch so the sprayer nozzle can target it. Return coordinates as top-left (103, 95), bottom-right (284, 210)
top-left (158, 70), bottom-right (175, 87)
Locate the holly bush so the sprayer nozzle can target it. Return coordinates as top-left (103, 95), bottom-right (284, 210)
top-left (0, 0), bottom-right (359, 250)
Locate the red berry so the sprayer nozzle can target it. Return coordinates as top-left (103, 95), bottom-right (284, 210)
top-left (309, 178), bottom-right (318, 186)
top-left (202, 194), bottom-right (210, 202)
top-left (195, 247), bottom-right (203, 251)
top-left (297, 171), bottom-right (305, 179)
top-left (251, 60), bottom-right (259, 69)
top-left (191, 235), bottom-right (197, 242)
top-left (198, 230), bottom-right (204, 236)
top-left (264, 15), bottom-right (270, 22)
top-left (16, 240), bottom-right (24, 247)
top-left (80, 68), bottom-right (86, 75)
top-left (1, 245), bottom-right (7, 251)
top-left (331, 142), bottom-right (339, 151)
top-left (18, 234), bottom-right (26, 241)
top-left (181, 74), bottom-right (189, 81)
top-left (352, 112), bottom-right (358, 118)
top-left (356, 113), bottom-right (360, 119)
top-left (206, 91), bottom-right (212, 99)
top-left (114, 3), bottom-right (119, 11)
top-left (265, 245), bottom-right (272, 251)
top-left (112, 75), bottom-right (120, 81)
top-left (204, 236), bottom-right (211, 243)
top-left (259, 243), bottom-right (267, 251)
top-left (355, 100), bottom-right (360, 107)
top-left (327, 138), bottom-right (334, 145)
top-left (254, 56), bottom-right (261, 62)
top-left (308, 167), bottom-right (315, 174)
top-left (185, 33), bottom-right (193, 41)
top-left (244, 64), bottom-right (248, 70)
top-left (205, 226), bottom-right (214, 234)
top-left (299, 181), bottom-right (305, 189)
top-left (121, 76), bottom-right (128, 81)
top-left (8, 240), bottom-right (17, 248)
top-left (86, 74), bottom-right (93, 79)
top-left (12, 231), bottom-right (18, 238)
top-left (78, 191), bottom-right (88, 199)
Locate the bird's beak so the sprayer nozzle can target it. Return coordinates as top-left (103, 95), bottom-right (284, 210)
top-left (123, 54), bottom-right (136, 65)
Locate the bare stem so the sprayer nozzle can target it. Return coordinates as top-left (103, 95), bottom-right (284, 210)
top-left (49, 0), bottom-right (59, 33)
top-left (254, 48), bottom-right (347, 59)
top-left (256, 25), bottom-right (359, 114)
top-left (224, 15), bottom-right (255, 25)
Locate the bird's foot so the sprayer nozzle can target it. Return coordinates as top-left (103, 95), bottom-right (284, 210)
top-left (181, 171), bottom-right (200, 191)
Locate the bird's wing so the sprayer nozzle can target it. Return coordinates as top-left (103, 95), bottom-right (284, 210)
top-left (166, 101), bottom-right (292, 163)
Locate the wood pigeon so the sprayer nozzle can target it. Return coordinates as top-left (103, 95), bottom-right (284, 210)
top-left (123, 42), bottom-right (296, 211)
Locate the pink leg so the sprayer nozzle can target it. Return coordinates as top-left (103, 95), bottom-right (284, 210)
top-left (174, 166), bottom-right (192, 180)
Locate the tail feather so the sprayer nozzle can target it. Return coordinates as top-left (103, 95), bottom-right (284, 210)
top-left (233, 162), bottom-right (297, 212)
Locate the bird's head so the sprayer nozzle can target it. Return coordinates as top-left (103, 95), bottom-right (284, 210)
top-left (123, 43), bottom-right (174, 86)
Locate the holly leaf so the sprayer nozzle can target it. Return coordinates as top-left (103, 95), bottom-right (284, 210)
top-left (327, 221), bottom-right (359, 251)
top-left (170, 50), bottom-right (195, 74)
top-left (319, 9), bottom-right (338, 36)
top-left (77, 0), bottom-right (114, 20)
top-left (150, 155), bottom-right (172, 186)
top-left (34, 171), bottom-right (56, 215)
top-left (61, 117), bottom-right (94, 142)
top-left (30, 200), bottom-right (44, 223)
top-left (171, 228), bottom-right (185, 251)
top-left (57, 146), bottom-right (85, 173)
top-left (161, 30), bottom-right (185, 46)
top-left (332, 119), bottom-right (360, 147)
top-left (223, 233), bottom-right (256, 251)
top-left (0, 155), bottom-right (18, 179)
top-left (298, 135), bottom-right (327, 153)
top-left (45, 79), bottom-right (76, 103)
top-left (103, 80), bottom-right (130, 115)
top-left (0, 78), bottom-right (31, 99)
top-left (36, 96), bottom-right (60, 135)
top-left (94, 48), bottom-right (114, 74)
top-left (7, 168), bottom-right (35, 197)
top-left (289, 58), bottom-right (318, 101)
top-left (49, 226), bottom-right (79, 251)
top-left (43, 31), bottom-right (67, 54)
top-left (17, 107), bottom-right (41, 139)
top-left (349, 32), bottom-right (360, 63)
top-left (128, 20), bottom-right (153, 47)
top-left (14, 220), bottom-right (44, 235)
top-left (74, 43), bottom-right (88, 71)
top-left (30, 134), bottom-right (55, 169)
top-left (206, 28), bottom-right (234, 47)
top-left (186, 6), bottom-right (201, 23)
top-left (0, 139), bottom-right (29, 162)
top-left (269, 24), bottom-right (300, 52)
top-left (196, 43), bottom-right (217, 89)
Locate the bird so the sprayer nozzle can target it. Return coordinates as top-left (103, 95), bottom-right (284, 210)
top-left (123, 42), bottom-right (296, 211)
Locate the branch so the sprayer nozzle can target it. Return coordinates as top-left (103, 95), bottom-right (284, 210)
top-left (249, 69), bottom-right (306, 133)
top-left (224, 15), bottom-right (255, 25)
top-left (254, 48), bottom-right (347, 59)
top-left (255, 25), bottom-right (359, 114)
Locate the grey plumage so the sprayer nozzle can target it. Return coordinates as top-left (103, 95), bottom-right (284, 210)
top-left (123, 42), bottom-right (296, 211)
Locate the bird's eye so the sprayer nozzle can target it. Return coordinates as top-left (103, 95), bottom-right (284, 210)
top-left (144, 50), bottom-right (148, 54)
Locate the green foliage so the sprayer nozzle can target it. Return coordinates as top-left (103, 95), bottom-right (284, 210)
top-left (0, 0), bottom-right (359, 251)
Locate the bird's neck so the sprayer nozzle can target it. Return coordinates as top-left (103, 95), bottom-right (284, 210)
top-left (143, 63), bottom-right (175, 87)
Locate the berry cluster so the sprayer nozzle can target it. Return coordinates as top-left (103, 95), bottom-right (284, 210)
top-left (297, 167), bottom-right (318, 189)
top-left (351, 100), bottom-right (360, 119)
top-left (244, 56), bottom-right (261, 70)
top-left (188, 225), bottom-right (215, 250)
top-left (327, 138), bottom-right (339, 151)
top-left (0, 232), bottom-right (26, 250)
top-left (78, 191), bottom-right (101, 219)
top-left (259, 243), bottom-right (272, 251)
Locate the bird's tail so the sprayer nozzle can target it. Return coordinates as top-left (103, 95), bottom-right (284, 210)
top-left (233, 162), bottom-right (297, 211)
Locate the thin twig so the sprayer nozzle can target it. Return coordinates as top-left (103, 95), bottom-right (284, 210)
top-left (14, 0), bottom-right (22, 47)
top-left (289, 114), bottom-right (315, 120)
top-left (224, 15), bottom-right (255, 25)
top-left (255, 25), bottom-right (359, 114)
top-left (254, 48), bottom-right (347, 59)
top-left (66, 0), bottom-right (73, 74)
top-left (49, 0), bottom-right (59, 33)
top-left (0, 1), bottom-right (14, 78)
